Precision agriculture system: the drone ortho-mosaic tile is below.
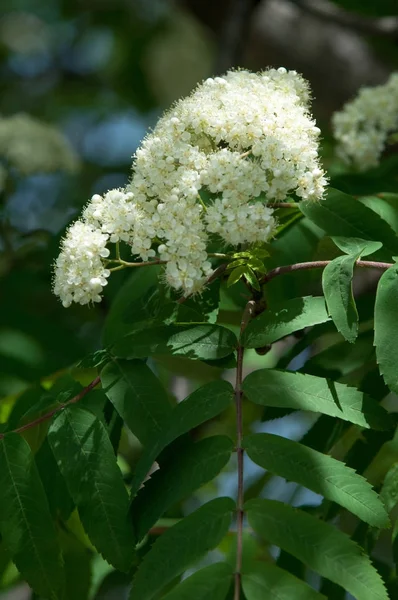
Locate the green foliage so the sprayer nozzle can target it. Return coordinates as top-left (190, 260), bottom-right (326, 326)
top-left (161, 562), bottom-right (233, 600)
top-left (242, 296), bottom-right (330, 348)
top-left (300, 188), bottom-right (398, 259)
top-left (242, 369), bottom-right (391, 429)
top-left (111, 324), bottom-right (237, 361)
top-left (244, 433), bottom-right (389, 527)
top-left (374, 265), bottom-right (398, 394)
top-left (242, 562), bottom-right (325, 599)
top-left (322, 253), bottom-right (359, 342)
top-left (130, 498), bottom-right (235, 600)
top-left (101, 359), bottom-right (172, 444)
top-left (129, 380), bottom-right (234, 498)
top-left (48, 406), bottom-right (135, 572)
top-left (246, 499), bottom-right (389, 600)
top-left (132, 435), bottom-right (234, 540)
top-left (0, 434), bottom-right (63, 599)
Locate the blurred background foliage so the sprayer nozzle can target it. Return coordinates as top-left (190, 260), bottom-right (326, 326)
top-left (1, 0), bottom-right (398, 598)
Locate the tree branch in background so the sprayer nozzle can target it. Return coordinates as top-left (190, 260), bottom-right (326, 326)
top-left (215, 0), bottom-right (262, 73)
top-left (291, 0), bottom-right (398, 38)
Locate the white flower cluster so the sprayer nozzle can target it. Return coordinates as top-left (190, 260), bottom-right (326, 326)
top-left (0, 113), bottom-right (79, 177)
top-left (332, 72), bottom-right (398, 170)
top-left (54, 68), bottom-right (326, 306)
top-left (53, 222), bottom-right (111, 308)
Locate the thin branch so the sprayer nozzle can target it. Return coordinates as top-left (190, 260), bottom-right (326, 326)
top-left (234, 299), bottom-right (256, 600)
top-left (267, 202), bottom-right (299, 209)
top-left (0, 376), bottom-right (101, 440)
top-left (291, 0), bottom-right (398, 38)
top-left (106, 258), bottom-right (167, 268)
top-left (215, 0), bottom-right (261, 73)
top-left (260, 258), bottom-right (393, 285)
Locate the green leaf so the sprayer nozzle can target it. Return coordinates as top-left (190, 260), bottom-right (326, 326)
top-left (227, 265), bottom-right (246, 287)
top-left (48, 406), bottom-right (135, 572)
top-left (246, 499), bottom-right (389, 600)
top-left (76, 349), bottom-right (111, 370)
top-left (380, 463), bottom-right (398, 513)
top-left (35, 438), bottom-right (74, 521)
top-left (60, 528), bottom-right (92, 600)
top-left (130, 498), bottom-right (234, 600)
top-left (242, 369), bottom-right (391, 430)
top-left (244, 266), bottom-right (261, 291)
top-left (375, 265), bottom-right (398, 394)
top-left (133, 435), bottom-right (234, 540)
top-left (331, 237), bottom-right (383, 257)
top-left (242, 562), bottom-right (325, 600)
top-left (162, 562), bottom-right (233, 600)
top-left (0, 433), bottom-right (63, 599)
top-left (242, 296), bottom-right (330, 348)
top-left (102, 266), bottom-right (160, 346)
top-left (300, 188), bottom-right (398, 259)
top-left (129, 380), bottom-right (234, 498)
top-left (244, 433), bottom-right (390, 528)
top-left (322, 255), bottom-right (359, 343)
top-left (111, 324), bottom-right (237, 361)
top-left (101, 359), bottom-right (172, 445)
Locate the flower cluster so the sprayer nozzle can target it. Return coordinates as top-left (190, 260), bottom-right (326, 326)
top-left (54, 68), bottom-right (326, 306)
top-left (332, 72), bottom-right (398, 170)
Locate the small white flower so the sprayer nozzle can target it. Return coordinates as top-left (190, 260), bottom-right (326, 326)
top-left (332, 72), bottom-right (398, 170)
top-left (53, 222), bottom-right (111, 307)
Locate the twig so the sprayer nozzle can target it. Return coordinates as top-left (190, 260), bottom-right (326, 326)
top-left (0, 376), bottom-right (101, 440)
top-left (291, 0), bottom-right (398, 38)
top-left (234, 299), bottom-right (256, 600)
top-left (267, 202), bottom-right (299, 209)
top-left (260, 258), bottom-right (393, 285)
top-left (215, 0), bottom-right (261, 73)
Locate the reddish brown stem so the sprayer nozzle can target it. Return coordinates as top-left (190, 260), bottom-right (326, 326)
top-left (234, 300), bottom-right (256, 600)
top-left (0, 376), bottom-right (101, 440)
top-left (260, 259), bottom-right (393, 285)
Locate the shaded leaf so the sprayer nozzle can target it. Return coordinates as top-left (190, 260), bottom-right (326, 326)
top-left (112, 324), bottom-right (237, 361)
top-left (242, 369), bottom-right (391, 430)
top-left (246, 499), bottom-right (389, 600)
top-left (322, 254), bottom-right (358, 343)
top-left (102, 267), bottom-right (161, 346)
top-left (130, 380), bottom-right (234, 498)
top-left (101, 359), bottom-right (172, 445)
top-left (300, 188), bottom-right (398, 259)
top-left (60, 528), bottom-right (92, 600)
top-left (130, 498), bottom-right (234, 600)
top-left (48, 406), bottom-right (135, 572)
top-left (244, 433), bottom-right (389, 527)
top-left (331, 237), bottom-right (383, 257)
top-left (133, 435), bottom-right (234, 540)
top-left (242, 296), bottom-right (330, 349)
top-left (242, 562), bottom-right (325, 600)
top-left (35, 438), bottom-right (74, 521)
top-left (227, 265), bottom-right (246, 287)
top-left (0, 433), bottom-right (63, 599)
top-left (162, 562), bottom-right (233, 600)
top-left (374, 265), bottom-right (398, 394)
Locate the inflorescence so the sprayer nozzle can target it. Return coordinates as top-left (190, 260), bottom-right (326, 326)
top-left (332, 72), bottom-right (398, 171)
top-left (53, 68), bottom-right (327, 307)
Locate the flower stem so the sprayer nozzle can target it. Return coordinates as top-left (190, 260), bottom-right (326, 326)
top-left (234, 299), bottom-right (256, 600)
